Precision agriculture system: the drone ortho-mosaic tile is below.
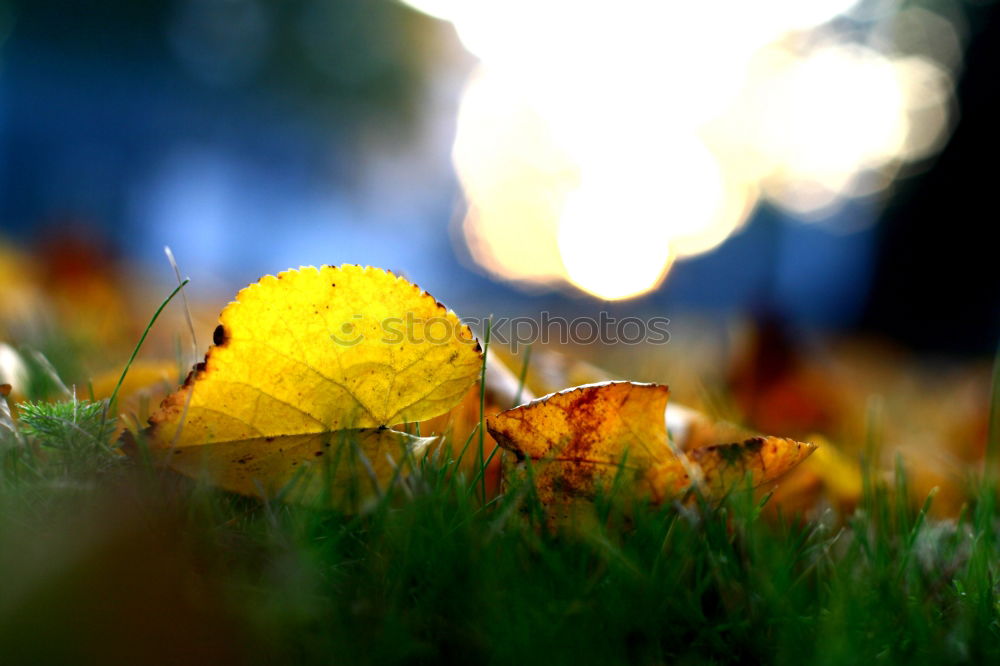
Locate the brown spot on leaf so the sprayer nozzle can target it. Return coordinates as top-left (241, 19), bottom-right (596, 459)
top-left (181, 361), bottom-right (208, 388)
top-left (213, 324), bottom-right (228, 346)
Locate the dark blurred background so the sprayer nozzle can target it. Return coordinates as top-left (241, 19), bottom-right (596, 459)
top-left (0, 0), bottom-right (997, 354)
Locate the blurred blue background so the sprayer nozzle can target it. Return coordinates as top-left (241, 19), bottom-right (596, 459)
top-left (1, 0), bottom-right (997, 353)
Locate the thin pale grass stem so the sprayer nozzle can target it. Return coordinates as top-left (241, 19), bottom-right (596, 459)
top-left (478, 317), bottom-right (491, 504)
top-left (513, 344), bottom-right (531, 407)
top-left (161, 250), bottom-right (199, 450)
top-left (164, 246), bottom-right (198, 359)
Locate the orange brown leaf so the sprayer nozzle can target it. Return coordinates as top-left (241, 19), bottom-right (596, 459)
top-left (488, 381), bottom-right (669, 467)
top-left (647, 436), bottom-right (816, 502)
top-left (488, 381), bottom-right (815, 519)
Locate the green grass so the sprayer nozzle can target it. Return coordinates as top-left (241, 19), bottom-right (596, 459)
top-left (1, 382), bottom-right (999, 664)
top-left (1, 293), bottom-right (999, 664)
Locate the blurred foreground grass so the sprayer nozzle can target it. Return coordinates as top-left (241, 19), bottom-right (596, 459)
top-left (2, 377), bottom-right (1000, 664)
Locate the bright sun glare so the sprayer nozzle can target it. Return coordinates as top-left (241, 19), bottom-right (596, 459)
top-left (404, 0), bottom-right (959, 300)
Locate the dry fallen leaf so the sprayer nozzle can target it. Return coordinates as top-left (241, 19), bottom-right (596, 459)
top-left (489, 381), bottom-right (669, 467)
top-left (137, 265), bottom-right (482, 508)
top-left (667, 436), bottom-right (817, 500)
top-left (165, 429), bottom-right (438, 508)
top-left (488, 381), bottom-right (815, 519)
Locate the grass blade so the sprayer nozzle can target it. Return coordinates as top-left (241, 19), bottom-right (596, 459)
top-left (101, 278), bottom-right (189, 427)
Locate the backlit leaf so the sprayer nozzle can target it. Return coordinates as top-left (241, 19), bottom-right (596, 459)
top-left (488, 381), bottom-right (815, 517)
top-left (140, 265), bottom-right (482, 506)
top-left (147, 265), bottom-right (482, 446)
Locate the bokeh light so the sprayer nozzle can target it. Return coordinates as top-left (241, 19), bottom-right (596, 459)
top-left (403, 0), bottom-right (962, 300)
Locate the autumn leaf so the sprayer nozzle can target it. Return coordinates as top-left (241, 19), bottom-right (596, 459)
top-left (665, 395), bottom-right (865, 516)
top-left (488, 381), bottom-right (815, 518)
top-left (489, 382), bottom-right (670, 467)
top-left (137, 265), bottom-right (482, 508)
top-left (164, 429), bottom-right (438, 509)
top-left (90, 360), bottom-right (178, 402)
top-left (650, 436), bottom-right (817, 502)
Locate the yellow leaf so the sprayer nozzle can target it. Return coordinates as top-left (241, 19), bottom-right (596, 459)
top-left (164, 429), bottom-right (437, 511)
top-left (647, 436), bottom-right (817, 502)
top-left (802, 436), bottom-right (862, 506)
top-left (148, 265), bottom-right (482, 447)
top-left (488, 381), bottom-right (815, 517)
top-left (140, 265), bottom-right (482, 505)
